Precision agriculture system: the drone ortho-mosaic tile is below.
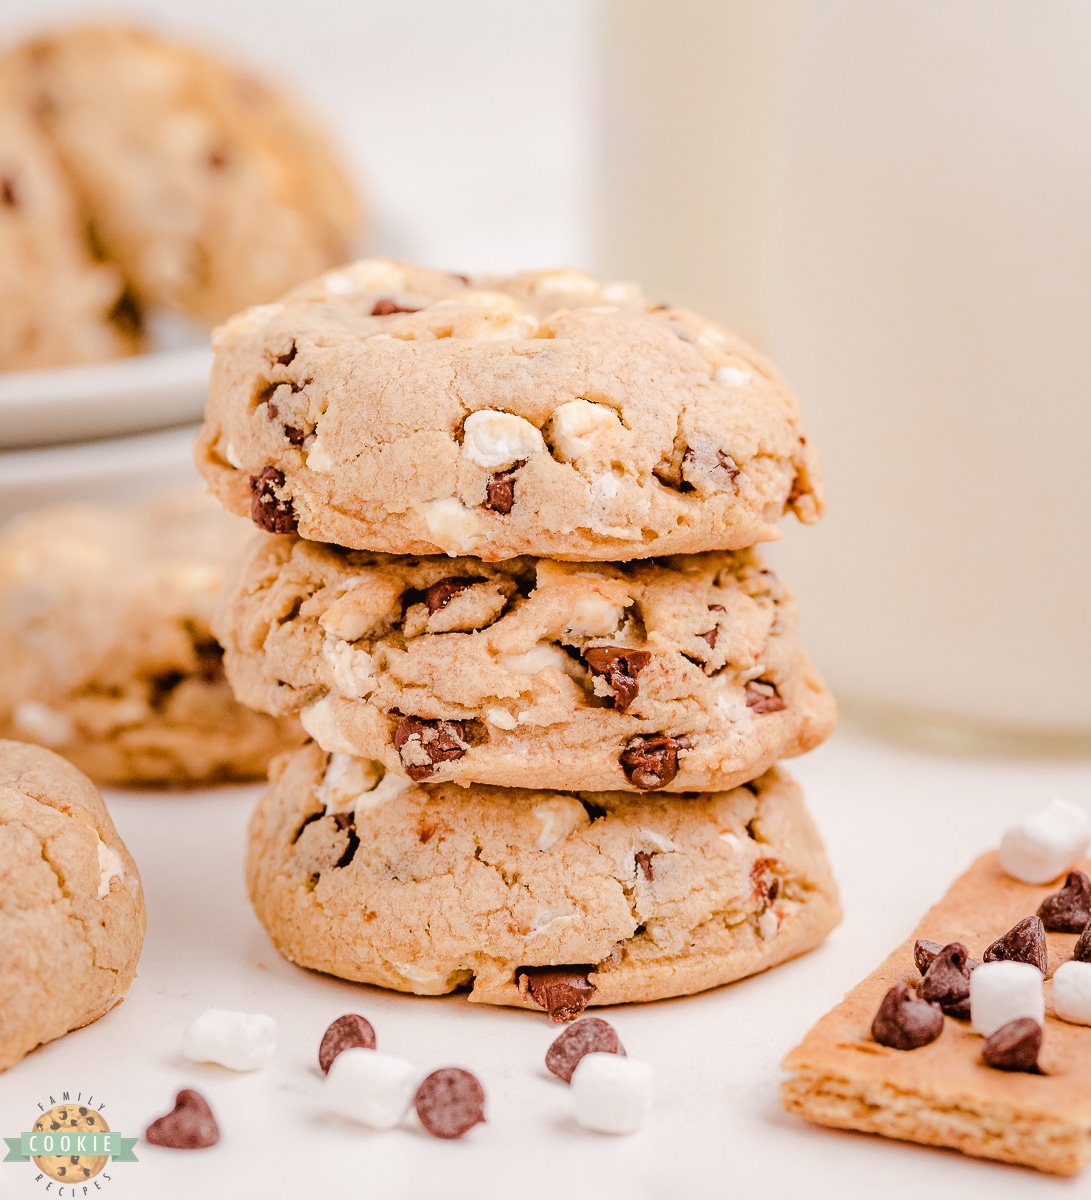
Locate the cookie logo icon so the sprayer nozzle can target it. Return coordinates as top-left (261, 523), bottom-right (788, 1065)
top-left (31, 1105), bottom-right (110, 1182)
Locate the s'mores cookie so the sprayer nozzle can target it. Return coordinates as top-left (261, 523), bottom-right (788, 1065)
top-left (196, 260), bottom-right (822, 561)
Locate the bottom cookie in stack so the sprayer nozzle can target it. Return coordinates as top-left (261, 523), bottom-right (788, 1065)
top-left (247, 742), bottom-right (841, 1018)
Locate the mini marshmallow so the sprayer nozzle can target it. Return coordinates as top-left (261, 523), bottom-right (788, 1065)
top-left (323, 1048), bottom-right (419, 1130)
top-left (1052, 961), bottom-right (1091, 1026)
top-left (970, 961), bottom-right (1044, 1037)
top-left (181, 1009), bottom-right (276, 1071)
top-left (999, 798), bottom-right (1091, 884)
top-left (570, 1052), bottom-right (653, 1135)
top-left (462, 409), bottom-right (544, 469)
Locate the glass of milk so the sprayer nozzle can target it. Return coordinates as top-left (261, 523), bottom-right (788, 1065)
top-left (597, 0), bottom-right (1091, 750)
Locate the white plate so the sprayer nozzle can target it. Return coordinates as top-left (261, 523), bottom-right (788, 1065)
top-left (0, 423), bottom-right (203, 523)
top-left (0, 345), bottom-right (213, 450)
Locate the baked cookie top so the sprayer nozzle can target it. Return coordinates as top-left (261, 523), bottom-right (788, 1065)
top-left (215, 533), bottom-right (835, 793)
top-left (0, 739), bottom-right (144, 1071)
top-left (0, 60), bottom-right (134, 369)
top-left (9, 23), bottom-right (362, 324)
top-left (196, 260), bottom-right (823, 560)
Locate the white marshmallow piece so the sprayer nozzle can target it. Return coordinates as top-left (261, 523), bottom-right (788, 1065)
top-left (1051, 960), bottom-right (1091, 1026)
top-left (323, 1049), bottom-right (419, 1130)
top-left (462, 409), bottom-right (544, 469)
top-left (999, 798), bottom-right (1091, 884)
top-left (970, 961), bottom-right (1044, 1037)
top-left (181, 1009), bottom-right (277, 1071)
top-left (571, 1052), bottom-right (653, 1135)
top-left (549, 399), bottom-right (622, 460)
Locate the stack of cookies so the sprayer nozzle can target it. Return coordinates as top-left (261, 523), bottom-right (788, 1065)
top-left (196, 260), bottom-right (841, 1020)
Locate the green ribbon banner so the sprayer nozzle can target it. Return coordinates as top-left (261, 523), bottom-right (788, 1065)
top-left (4, 1131), bottom-right (138, 1162)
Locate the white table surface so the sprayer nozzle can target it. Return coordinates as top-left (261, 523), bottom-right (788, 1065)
top-left (3, 725), bottom-right (1091, 1199)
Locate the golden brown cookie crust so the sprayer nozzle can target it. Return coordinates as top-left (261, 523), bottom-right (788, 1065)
top-left (0, 740), bottom-right (145, 1071)
top-left (0, 492), bottom-right (303, 787)
top-left (782, 852), bottom-right (1091, 1175)
top-left (247, 743), bottom-right (841, 1011)
top-left (215, 533), bottom-right (834, 793)
top-left (196, 260), bottom-right (822, 560)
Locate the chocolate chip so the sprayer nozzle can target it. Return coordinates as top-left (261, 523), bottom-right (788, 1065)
top-left (424, 576), bottom-right (485, 614)
top-left (266, 401), bottom-right (279, 419)
top-left (635, 851), bottom-right (654, 881)
top-left (393, 715), bottom-right (470, 781)
top-left (1038, 870), bottom-right (1091, 933)
top-left (413, 1068), bottom-right (485, 1139)
top-left (274, 342), bottom-right (297, 366)
top-left (983, 916), bottom-right (1048, 973)
top-left (144, 1090), bottom-right (219, 1149)
top-left (870, 984), bottom-right (944, 1051)
top-left (545, 1017), bottom-right (626, 1082)
top-left (680, 446), bottom-right (740, 487)
top-left (1073, 920), bottom-right (1091, 962)
top-left (751, 858), bottom-right (780, 902)
top-left (331, 812), bottom-right (359, 868)
top-left (745, 680), bottom-right (787, 714)
top-left (517, 965), bottom-right (595, 1022)
top-left (700, 628), bottom-right (718, 649)
top-left (1, 176), bottom-right (17, 208)
top-left (318, 1013), bottom-right (376, 1074)
top-left (982, 1018), bottom-right (1042, 1073)
top-left (483, 460), bottom-right (527, 514)
top-left (583, 648), bottom-right (652, 713)
top-left (918, 942), bottom-right (975, 1018)
top-left (619, 733), bottom-right (692, 790)
top-left (371, 298), bottom-right (421, 316)
top-left (283, 425), bottom-right (305, 445)
top-left (913, 939), bottom-right (945, 975)
top-left (249, 467), bottom-right (298, 534)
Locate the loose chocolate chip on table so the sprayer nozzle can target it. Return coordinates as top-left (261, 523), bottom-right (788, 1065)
top-left (583, 648), bottom-right (653, 713)
top-left (1073, 920), bottom-right (1091, 962)
top-left (745, 680), bottom-right (787, 714)
top-left (545, 1017), bottom-right (626, 1082)
top-left (423, 576), bottom-right (484, 614)
top-left (619, 733), bottom-right (692, 790)
top-left (413, 1068), bottom-right (485, 1139)
top-left (871, 984), bottom-right (945, 1051)
top-left (913, 939), bottom-right (946, 975)
top-left (144, 1089), bottom-right (219, 1149)
top-left (393, 715), bottom-right (470, 781)
top-left (318, 1013), bottom-right (376, 1074)
top-left (518, 965), bottom-right (596, 1022)
top-left (983, 915), bottom-right (1048, 973)
top-left (918, 942), bottom-right (975, 1019)
top-left (982, 1018), bottom-right (1042, 1073)
top-left (249, 466), bottom-right (298, 534)
top-left (371, 298), bottom-right (421, 316)
top-left (1038, 870), bottom-right (1091, 933)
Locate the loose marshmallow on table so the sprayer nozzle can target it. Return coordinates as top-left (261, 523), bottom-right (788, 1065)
top-left (323, 1048), bottom-right (419, 1131)
top-left (970, 961), bottom-right (1044, 1037)
top-left (181, 1009), bottom-right (276, 1071)
top-left (570, 1052), bottom-right (653, 1134)
top-left (999, 798), bottom-right (1091, 884)
top-left (1052, 961), bottom-right (1091, 1026)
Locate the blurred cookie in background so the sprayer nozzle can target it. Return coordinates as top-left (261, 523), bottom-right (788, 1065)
top-left (0, 490), bottom-right (303, 788)
top-left (0, 61), bottom-right (137, 370)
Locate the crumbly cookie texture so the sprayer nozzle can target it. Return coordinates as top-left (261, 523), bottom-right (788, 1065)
top-left (0, 60), bottom-right (135, 369)
top-left (782, 852), bottom-right (1091, 1175)
top-left (215, 534), bottom-right (835, 793)
top-left (196, 260), bottom-right (823, 560)
top-left (10, 23), bottom-right (361, 324)
top-left (0, 740), bottom-right (145, 1072)
top-left (247, 743), bottom-right (841, 1011)
top-left (0, 492), bottom-right (303, 788)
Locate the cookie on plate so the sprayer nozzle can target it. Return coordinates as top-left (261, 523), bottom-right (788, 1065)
top-left (196, 259), bottom-right (823, 560)
top-left (0, 491), bottom-right (303, 787)
top-left (0, 740), bottom-right (144, 1071)
top-left (247, 742), bottom-right (841, 1014)
top-left (216, 534), bottom-right (835, 793)
top-left (782, 851), bottom-right (1091, 1175)
top-left (0, 61), bottom-right (135, 369)
top-left (11, 23), bottom-right (361, 324)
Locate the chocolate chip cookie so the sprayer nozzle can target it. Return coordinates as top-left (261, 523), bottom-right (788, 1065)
top-left (0, 491), bottom-right (303, 787)
top-left (196, 260), bottom-right (822, 560)
top-left (10, 23), bottom-right (362, 324)
top-left (214, 534), bottom-right (835, 793)
top-left (246, 742), bottom-right (841, 1013)
top-left (0, 740), bottom-right (144, 1071)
